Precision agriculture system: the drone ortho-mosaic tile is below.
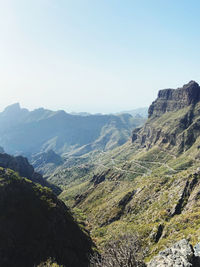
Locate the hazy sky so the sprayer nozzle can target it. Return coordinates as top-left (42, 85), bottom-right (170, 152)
top-left (1, 0), bottom-right (200, 113)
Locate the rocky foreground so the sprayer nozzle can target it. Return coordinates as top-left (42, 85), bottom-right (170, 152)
top-left (147, 239), bottom-right (200, 267)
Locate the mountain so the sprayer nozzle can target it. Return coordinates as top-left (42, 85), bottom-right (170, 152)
top-left (55, 81), bottom-right (200, 262)
top-left (132, 80), bottom-right (200, 154)
top-left (118, 107), bottom-right (148, 118)
top-left (0, 167), bottom-right (93, 267)
top-left (0, 104), bottom-right (146, 158)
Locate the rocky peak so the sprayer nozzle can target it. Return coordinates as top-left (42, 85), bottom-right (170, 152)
top-left (148, 81), bottom-right (200, 118)
top-left (3, 103), bottom-right (21, 114)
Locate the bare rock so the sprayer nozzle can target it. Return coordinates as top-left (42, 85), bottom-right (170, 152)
top-left (148, 81), bottom-right (200, 118)
top-left (147, 239), bottom-right (195, 267)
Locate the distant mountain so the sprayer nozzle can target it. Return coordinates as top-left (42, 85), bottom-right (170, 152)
top-left (0, 103), bottom-right (146, 157)
top-left (117, 107), bottom-right (148, 118)
top-left (70, 111), bottom-right (92, 116)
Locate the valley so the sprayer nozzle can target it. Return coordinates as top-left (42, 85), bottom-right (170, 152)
top-left (1, 81), bottom-right (200, 266)
top-left (48, 81), bottom-right (200, 264)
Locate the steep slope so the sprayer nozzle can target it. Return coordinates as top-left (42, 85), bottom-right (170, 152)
top-left (0, 103), bottom-right (145, 156)
top-left (30, 149), bottom-right (64, 176)
top-left (0, 167), bottom-right (93, 267)
top-left (132, 80), bottom-right (200, 154)
top-left (0, 152), bottom-right (61, 194)
top-left (57, 81), bottom-right (200, 262)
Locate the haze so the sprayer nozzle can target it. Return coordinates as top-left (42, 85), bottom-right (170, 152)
top-left (1, 0), bottom-right (200, 113)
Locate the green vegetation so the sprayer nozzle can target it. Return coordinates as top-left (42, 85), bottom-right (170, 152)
top-left (0, 167), bottom-right (93, 267)
top-left (56, 92), bottom-right (200, 262)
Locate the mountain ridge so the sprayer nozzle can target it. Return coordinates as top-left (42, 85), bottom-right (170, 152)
top-left (0, 103), bottom-right (146, 157)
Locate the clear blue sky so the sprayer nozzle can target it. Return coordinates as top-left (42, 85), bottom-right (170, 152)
top-left (1, 0), bottom-right (200, 113)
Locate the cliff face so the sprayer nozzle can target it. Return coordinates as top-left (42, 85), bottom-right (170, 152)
top-left (132, 81), bottom-right (200, 154)
top-left (148, 81), bottom-right (200, 118)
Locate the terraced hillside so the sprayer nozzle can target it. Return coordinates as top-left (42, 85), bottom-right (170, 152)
top-left (52, 81), bottom-right (200, 262)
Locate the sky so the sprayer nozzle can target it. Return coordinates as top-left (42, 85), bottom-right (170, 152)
top-left (1, 0), bottom-right (200, 113)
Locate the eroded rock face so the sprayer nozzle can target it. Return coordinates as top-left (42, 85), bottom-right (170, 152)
top-left (147, 239), bottom-right (195, 267)
top-left (148, 81), bottom-right (200, 118)
top-left (131, 81), bottom-right (200, 154)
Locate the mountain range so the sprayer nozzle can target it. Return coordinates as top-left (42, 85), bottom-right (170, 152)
top-left (0, 103), bottom-right (145, 158)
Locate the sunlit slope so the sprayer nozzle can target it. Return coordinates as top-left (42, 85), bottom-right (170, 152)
top-left (58, 81), bottom-right (200, 260)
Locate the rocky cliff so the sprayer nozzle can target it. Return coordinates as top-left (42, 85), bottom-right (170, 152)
top-left (132, 81), bottom-right (200, 154)
top-left (148, 81), bottom-right (200, 118)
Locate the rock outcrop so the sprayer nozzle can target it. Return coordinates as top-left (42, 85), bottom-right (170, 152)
top-left (147, 239), bottom-right (200, 267)
top-left (148, 81), bottom-right (200, 118)
top-left (132, 81), bottom-right (200, 154)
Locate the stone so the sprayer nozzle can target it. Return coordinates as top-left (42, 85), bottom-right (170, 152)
top-left (147, 239), bottom-right (195, 267)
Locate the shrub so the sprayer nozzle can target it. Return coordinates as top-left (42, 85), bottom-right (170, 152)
top-left (90, 234), bottom-right (146, 267)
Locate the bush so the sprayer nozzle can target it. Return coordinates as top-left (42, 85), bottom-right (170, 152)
top-left (36, 258), bottom-right (62, 267)
top-left (90, 235), bottom-right (146, 267)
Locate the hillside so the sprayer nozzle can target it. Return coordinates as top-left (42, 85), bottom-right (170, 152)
top-left (0, 167), bottom-right (93, 267)
top-left (0, 152), bottom-right (61, 194)
top-left (0, 103), bottom-right (145, 158)
top-left (55, 81), bottom-right (200, 262)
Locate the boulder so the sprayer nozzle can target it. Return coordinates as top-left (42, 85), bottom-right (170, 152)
top-left (147, 239), bottom-right (195, 267)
